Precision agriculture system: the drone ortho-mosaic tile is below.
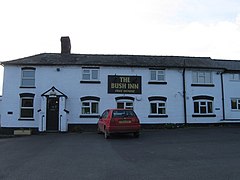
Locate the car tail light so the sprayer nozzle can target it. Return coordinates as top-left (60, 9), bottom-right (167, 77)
top-left (133, 118), bottom-right (139, 123)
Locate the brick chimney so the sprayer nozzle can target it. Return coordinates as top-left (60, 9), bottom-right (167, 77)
top-left (61, 36), bottom-right (71, 54)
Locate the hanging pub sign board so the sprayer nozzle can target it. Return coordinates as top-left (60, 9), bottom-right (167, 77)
top-left (108, 75), bottom-right (142, 94)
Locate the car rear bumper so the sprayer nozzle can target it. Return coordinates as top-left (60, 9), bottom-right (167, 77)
top-left (108, 125), bottom-right (140, 133)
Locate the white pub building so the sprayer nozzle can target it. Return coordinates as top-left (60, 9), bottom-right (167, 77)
top-left (1, 37), bottom-right (240, 132)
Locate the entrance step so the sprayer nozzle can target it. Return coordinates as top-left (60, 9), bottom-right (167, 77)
top-left (14, 129), bottom-right (31, 136)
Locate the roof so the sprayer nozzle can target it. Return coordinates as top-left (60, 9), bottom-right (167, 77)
top-left (1, 53), bottom-right (240, 71)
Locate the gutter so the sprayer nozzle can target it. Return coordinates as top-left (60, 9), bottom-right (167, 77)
top-left (220, 71), bottom-right (226, 120)
top-left (183, 66), bottom-right (187, 125)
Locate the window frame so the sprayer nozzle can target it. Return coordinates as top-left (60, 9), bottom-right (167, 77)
top-left (230, 74), bottom-right (240, 81)
top-left (19, 93), bottom-right (35, 120)
top-left (150, 100), bottom-right (167, 115)
top-left (148, 96), bottom-right (168, 118)
top-left (231, 98), bottom-right (240, 111)
top-left (192, 71), bottom-right (213, 86)
top-left (148, 69), bottom-right (167, 84)
top-left (21, 68), bottom-right (36, 88)
top-left (117, 99), bottom-right (134, 110)
top-left (115, 96), bottom-right (134, 110)
top-left (192, 95), bottom-right (216, 117)
top-left (81, 67), bottom-right (100, 83)
top-left (80, 96), bottom-right (100, 118)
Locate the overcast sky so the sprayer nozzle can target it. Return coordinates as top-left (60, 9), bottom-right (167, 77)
top-left (0, 0), bottom-right (240, 93)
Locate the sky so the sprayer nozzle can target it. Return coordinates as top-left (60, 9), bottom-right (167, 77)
top-left (1, 0), bottom-right (240, 94)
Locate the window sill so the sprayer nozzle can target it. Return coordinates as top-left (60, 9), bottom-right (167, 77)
top-left (18, 118), bottom-right (34, 121)
top-left (80, 115), bottom-right (100, 118)
top-left (191, 84), bottom-right (215, 87)
top-left (148, 115), bottom-right (168, 118)
top-left (192, 114), bottom-right (216, 117)
top-left (20, 86), bottom-right (36, 88)
top-left (80, 81), bottom-right (101, 84)
top-left (148, 81), bottom-right (167, 85)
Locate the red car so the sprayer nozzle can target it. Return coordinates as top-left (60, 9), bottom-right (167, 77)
top-left (97, 109), bottom-right (141, 139)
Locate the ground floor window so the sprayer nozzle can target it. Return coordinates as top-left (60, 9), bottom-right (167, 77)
top-left (231, 98), bottom-right (240, 110)
top-left (194, 100), bottom-right (213, 114)
top-left (80, 96), bottom-right (100, 117)
top-left (148, 96), bottom-right (168, 118)
top-left (150, 101), bottom-right (166, 114)
top-left (192, 95), bottom-right (216, 117)
top-left (115, 96), bottom-right (134, 110)
top-left (117, 101), bottom-right (134, 109)
top-left (82, 101), bottom-right (99, 114)
top-left (19, 93), bottom-right (35, 120)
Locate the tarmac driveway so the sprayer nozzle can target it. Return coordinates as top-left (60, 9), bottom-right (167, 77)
top-left (0, 127), bottom-right (240, 180)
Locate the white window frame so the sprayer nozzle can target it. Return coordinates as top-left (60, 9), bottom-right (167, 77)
top-left (82, 68), bottom-right (99, 81)
top-left (230, 74), bottom-right (240, 81)
top-left (21, 68), bottom-right (35, 87)
top-left (192, 71), bottom-right (212, 84)
top-left (81, 100), bottom-right (99, 115)
top-left (231, 98), bottom-right (240, 110)
top-left (193, 100), bottom-right (213, 115)
top-left (20, 97), bottom-right (34, 119)
top-left (150, 70), bottom-right (165, 82)
top-left (150, 100), bottom-right (167, 115)
top-left (116, 99), bottom-right (134, 110)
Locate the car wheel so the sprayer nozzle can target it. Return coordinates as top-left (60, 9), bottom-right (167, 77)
top-left (133, 132), bottom-right (139, 138)
top-left (97, 126), bottom-right (102, 134)
top-left (104, 130), bottom-right (109, 139)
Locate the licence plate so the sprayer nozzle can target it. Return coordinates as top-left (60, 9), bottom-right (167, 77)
top-left (119, 120), bottom-right (131, 123)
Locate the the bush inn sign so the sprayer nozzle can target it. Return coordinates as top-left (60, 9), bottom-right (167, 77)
top-left (108, 75), bottom-right (142, 94)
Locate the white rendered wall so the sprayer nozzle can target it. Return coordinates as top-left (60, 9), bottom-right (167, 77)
top-left (223, 73), bottom-right (240, 120)
top-left (2, 65), bottom-right (238, 129)
top-left (184, 69), bottom-right (223, 123)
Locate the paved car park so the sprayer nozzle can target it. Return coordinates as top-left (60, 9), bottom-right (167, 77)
top-left (0, 127), bottom-right (240, 180)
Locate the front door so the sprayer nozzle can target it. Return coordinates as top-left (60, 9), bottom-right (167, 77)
top-left (46, 98), bottom-right (59, 131)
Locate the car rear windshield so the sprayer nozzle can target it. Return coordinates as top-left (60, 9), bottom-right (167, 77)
top-left (112, 110), bottom-right (136, 118)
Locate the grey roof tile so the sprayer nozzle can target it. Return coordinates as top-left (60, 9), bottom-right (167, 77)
top-left (2, 53), bottom-right (240, 71)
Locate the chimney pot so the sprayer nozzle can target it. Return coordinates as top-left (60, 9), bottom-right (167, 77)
top-left (61, 36), bottom-right (71, 54)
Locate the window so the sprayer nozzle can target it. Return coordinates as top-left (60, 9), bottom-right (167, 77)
top-left (150, 70), bottom-right (165, 82)
top-left (148, 96), bottom-right (168, 118)
top-left (21, 68), bottom-right (35, 87)
top-left (231, 99), bottom-right (240, 110)
top-left (81, 67), bottom-right (100, 83)
top-left (82, 101), bottom-right (99, 114)
top-left (192, 71), bottom-right (212, 84)
top-left (192, 96), bottom-right (216, 117)
top-left (115, 96), bottom-right (134, 110)
top-left (194, 101), bottom-right (213, 114)
top-left (80, 96), bottom-right (100, 118)
top-left (19, 93), bottom-right (35, 120)
top-left (148, 69), bottom-right (167, 84)
top-left (230, 74), bottom-right (240, 81)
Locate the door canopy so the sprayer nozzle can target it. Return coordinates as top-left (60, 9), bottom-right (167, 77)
top-left (41, 86), bottom-right (68, 98)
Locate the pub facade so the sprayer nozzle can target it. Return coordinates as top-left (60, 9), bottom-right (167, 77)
top-left (1, 37), bottom-right (240, 132)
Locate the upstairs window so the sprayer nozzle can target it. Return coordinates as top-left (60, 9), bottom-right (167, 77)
top-left (81, 67), bottom-right (100, 83)
top-left (192, 71), bottom-right (212, 85)
top-left (19, 93), bottom-right (35, 120)
top-left (150, 70), bottom-right (165, 82)
top-left (21, 68), bottom-right (35, 87)
top-left (148, 69), bottom-right (167, 85)
top-left (230, 74), bottom-right (240, 81)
